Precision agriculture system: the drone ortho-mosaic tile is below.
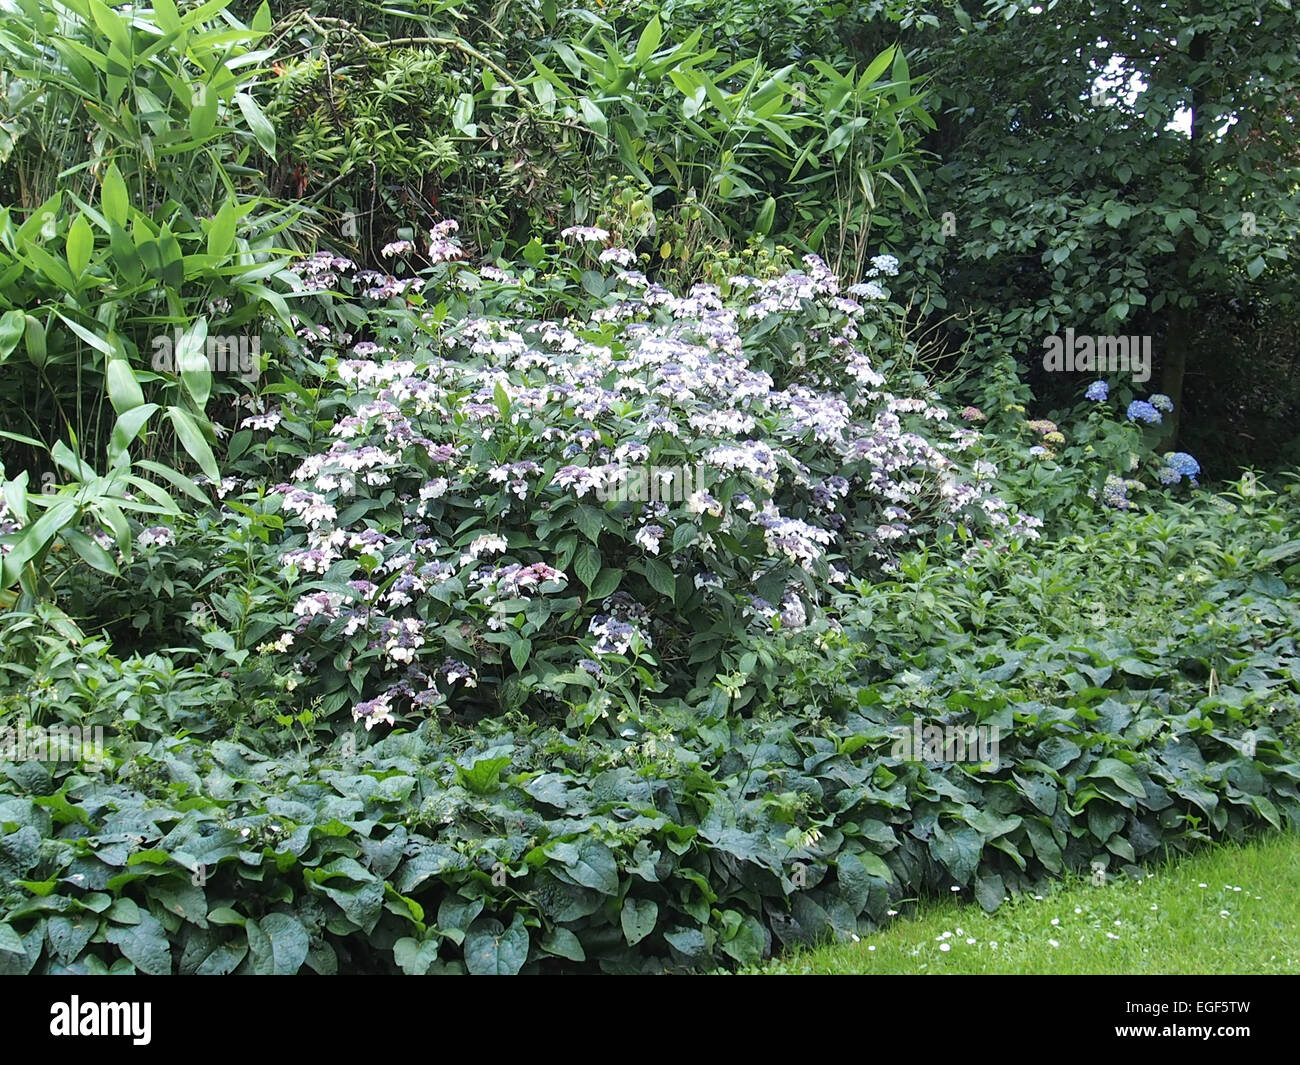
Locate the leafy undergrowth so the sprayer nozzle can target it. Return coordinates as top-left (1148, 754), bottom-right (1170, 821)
top-left (753, 830), bottom-right (1300, 974)
top-left (2, 483), bottom-right (1298, 973)
top-left (2, 232), bottom-right (1298, 975)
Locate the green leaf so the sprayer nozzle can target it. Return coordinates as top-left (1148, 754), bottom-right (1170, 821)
top-left (575, 542), bottom-right (602, 589)
top-left (635, 14), bottom-right (663, 65)
top-left (455, 754), bottom-right (512, 795)
top-left (974, 873), bottom-right (1005, 913)
top-left (643, 557), bottom-right (676, 600)
top-left (104, 912), bottom-right (172, 974)
top-left (234, 92), bottom-right (276, 157)
top-left (165, 406), bottom-right (219, 481)
top-left (24, 314), bottom-right (47, 369)
top-left (0, 923), bottom-right (24, 954)
top-left (66, 214), bottom-right (93, 276)
top-left (60, 529), bottom-right (118, 576)
top-left (108, 404), bottom-right (159, 466)
top-left (207, 198), bottom-right (237, 257)
top-left (393, 936), bottom-right (440, 975)
top-left (540, 926), bottom-right (585, 961)
top-left (550, 837), bottom-right (619, 895)
top-left (928, 825), bottom-right (982, 883)
top-left (176, 319), bottom-right (211, 408)
top-left (588, 567), bottom-right (622, 599)
top-left (464, 912), bottom-right (530, 976)
top-left (106, 356), bottom-right (145, 414)
top-left (245, 913), bottom-right (308, 975)
top-left (0, 310), bottom-right (24, 362)
top-left (1088, 757), bottom-right (1146, 798)
top-left (509, 636), bottom-right (532, 672)
top-left (101, 161), bottom-right (128, 226)
top-left (620, 897), bottom-right (657, 945)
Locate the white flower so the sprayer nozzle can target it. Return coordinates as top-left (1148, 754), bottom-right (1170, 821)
top-left (560, 225), bottom-right (610, 243)
top-left (1048, 939), bottom-right (1060, 948)
top-left (598, 246), bottom-right (636, 266)
top-left (939, 942), bottom-right (951, 952)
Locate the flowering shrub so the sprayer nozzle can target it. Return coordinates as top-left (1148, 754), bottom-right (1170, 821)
top-left (230, 229), bottom-right (1040, 728)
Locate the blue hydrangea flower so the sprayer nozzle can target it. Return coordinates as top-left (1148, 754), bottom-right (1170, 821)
top-left (1029, 445), bottom-right (1047, 457)
top-left (1101, 474), bottom-right (1131, 509)
top-left (1166, 451), bottom-right (1200, 477)
top-left (1126, 400), bottom-right (1162, 424)
top-left (1157, 466), bottom-right (1182, 485)
top-left (1149, 393), bottom-right (1174, 413)
top-left (1085, 380), bottom-right (1109, 402)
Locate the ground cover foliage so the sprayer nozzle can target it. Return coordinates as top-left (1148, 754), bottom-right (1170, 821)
top-left (2, 236), bottom-right (1297, 973)
top-left (0, 0), bottom-right (1297, 975)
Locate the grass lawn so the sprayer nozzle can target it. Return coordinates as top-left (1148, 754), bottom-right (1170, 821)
top-left (754, 831), bottom-right (1300, 974)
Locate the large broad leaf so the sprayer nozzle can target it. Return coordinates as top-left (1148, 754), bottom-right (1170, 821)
top-left (1088, 757), bottom-right (1146, 798)
top-left (620, 897), bottom-right (658, 946)
top-left (548, 837), bottom-right (619, 895)
top-left (46, 914), bottom-right (97, 963)
top-left (464, 912), bottom-right (529, 976)
top-left (393, 936), bottom-right (440, 975)
top-left (104, 912), bottom-right (172, 974)
top-left (643, 557), bottom-right (677, 599)
top-left (974, 873), bottom-right (1005, 913)
top-left (928, 825), bottom-right (982, 883)
top-left (540, 927), bottom-right (585, 961)
top-left (245, 913), bottom-right (309, 975)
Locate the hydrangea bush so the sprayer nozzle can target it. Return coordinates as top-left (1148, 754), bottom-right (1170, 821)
top-left (229, 228), bottom-right (1042, 730)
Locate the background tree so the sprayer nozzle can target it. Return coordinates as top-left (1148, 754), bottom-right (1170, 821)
top-left (887, 0), bottom-right (1300, 465)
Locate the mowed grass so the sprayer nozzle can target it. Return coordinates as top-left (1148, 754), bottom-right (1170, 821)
top-left (753, 831), bottom-right (1300, 974)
